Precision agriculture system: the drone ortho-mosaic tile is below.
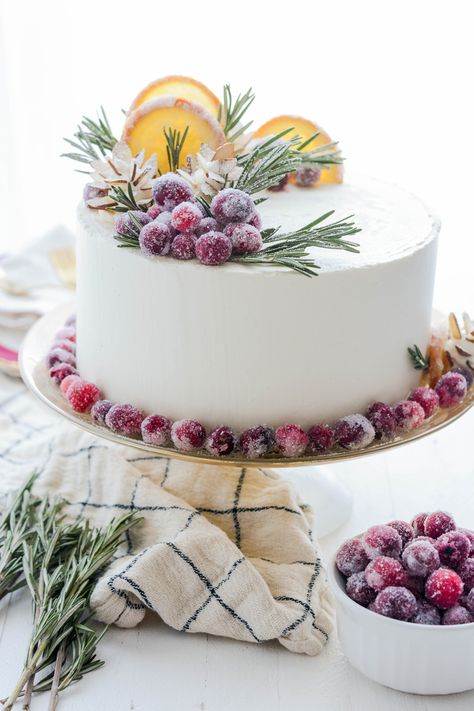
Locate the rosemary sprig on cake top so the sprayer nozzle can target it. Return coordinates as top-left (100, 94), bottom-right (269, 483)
top-left (218, 85), bottom-right (255, 143)
top-left (62, 107), bottom-right (117, 167)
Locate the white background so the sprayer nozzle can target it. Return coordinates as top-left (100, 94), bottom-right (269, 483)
top-left (0, 0), bottom-right (473, 315)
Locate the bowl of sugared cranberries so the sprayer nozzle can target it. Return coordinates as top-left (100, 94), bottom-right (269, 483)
top-left (329, 512), bottom-right (474, 694)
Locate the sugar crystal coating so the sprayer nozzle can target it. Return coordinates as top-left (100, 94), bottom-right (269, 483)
top-left (411, 599), bottom-right (441, 625)
top-left (425, 568), bottom-right (464, 609)
top-left (408, 387), bottom-right (440, 418)
top-left (411, 512), bottom-right (429, 537)
top-left (55, 326), bottom-right (76, 342)
top-left (51, 339), bottom-right (76, 354)
top-left (115, 210), bottom-right (151, 238)
top-left (139, 221), bottom-right (172, 256)
top-left (394, 399), bottom-right (425, 431)
top-left (307, 424), bottom-right (334, 454)
top-left (141, 414), bottom-right (172, 446)
top-left (458, 528), bottom-right (474, 552)
top-left (336, 537), bottom-right (369, 576)
top-left (451, 366), bottom-right (474, 389)
top-left (91, 399), bottom-right (114, 425)
top-left (210, 188), bottom-right (255, 224)
top-left (46, 348), bottom-right (76, 369)
top-left (424, 510), bottom-right (456, 539)
top-left (247, 211), bottom-right (263, 230)
top-left (59, 373), bottom-right (81, 396)
top-left (171, 201), bottom-right (202, 233)
top-left (171, 419), bottom-right (206, 451)
top-left (366, 402), bottom-right (397, 439)
top-left (346, 571), bottom-right (377, 606)
top-left (365, 556), bottom-right (407, 591)
top-left (402, 539), bottom-right (440, 577)
top-left (170, 233), bottom-right (196, 260)
top-left (152, 173), bottom-right (194, 210)
top-left (195, 232), bottom-right (232, 265)
top-left (67, 380), bottom-right (102, 414)
top-left (334, 414), bottom-right (375, 450)
top-left (362, 524), bottom-right (402, 559)
top-left (147, 203), bottom-right (164, 219)
top-left (105, 403), bottom-right (145, 436)
top-left (295, 166), bottom-right (321, 187)
top-left (466, 588), bottom-right (474, 613)
top-left (435, 372), bottom-right (467, 408)
top-left (49, 362), bottom-right (77, 384)
top-left (195, 217), bottom-right (219, 237)
top-left (224, 223), bottom-right (262, 255)
top-left (442, 606), bottom-right (473, 625)
top-left (436, 531), bottom-right (471, 569)
top-left (64, 314), bottom-right (76, 327)
top-left (275, 424), bottom-right (309, 457)
top-left (387, 520), bottom-right (414, 548)
top-left (458, 558), bottom-right (474, 591)
top-left (239, 425), bottom-right (275, 458)
top-left (205, 425), bottom-right (236, 456)
top-left (373, 586), bottom-right (417, 621)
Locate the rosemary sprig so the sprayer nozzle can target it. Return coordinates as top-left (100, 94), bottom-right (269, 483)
top-left (235, 130), bottom-right (343, 194)
top-left (408, 344), bottom-right (430, 370)
top-left (108, 183), bottom-right (151, 213)
top-left (233, 211), bottom-right (361, 277)
top-left (218, 85), bottom-right (255, 143)
top-left (62, 107), bottom-right (117, 165)
top-left (164, 125), bottom-right (189, 173)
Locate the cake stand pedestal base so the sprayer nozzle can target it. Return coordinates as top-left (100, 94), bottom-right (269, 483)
top-left (279, 467), bottom-right (352, 538)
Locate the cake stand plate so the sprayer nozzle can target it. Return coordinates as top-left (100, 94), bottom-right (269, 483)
top-left (20, 303), bottom-right (474, 537)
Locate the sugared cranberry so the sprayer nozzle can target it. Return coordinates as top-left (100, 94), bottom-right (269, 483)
top-left (435, 372), bottom-right (467, 407)
top-left (405, 575), bottom-right (425, 598)
top-left (105, 403), bottom-right (145, 436)
top-left (458, 528), bottom-right (474, 553)
top-left (411, 512), bottom-right (429, 536)
top-left (365, 556), bottom-right (407, 591)
top-left (346, 572), bottom-right (377, 606)
top-left (334, 414), bottom-right (375, 450)
top-left (205, 425), bottom-right (236, 456)
top-left (141, 414), bottom-right (172, 446)
top-left (59, 373), bottom-right (81, 396)
top-left (64, 314), bottom-right (76, 327)
top-left (458, 558), bottom-right (474, 591)
top-left (442, 606), bottom-right (473, 625)
top-left (295, 166), bottom-right (321, 187)
top-left (152, 173), bottom-right (194, 210)
top-left (171, 419), bottom-right (206, 451)
top-left (155, 211), bottom-right (177, 236)
top-left (115, 210), bottom-right (151, 238)
top-left (147, 204), bottom-right (164, 219)
top-left (424, 511), bottom-right (456, 539)
top-left (425, 568), bottom-right (464, 609)
top-left (402, 540), bottom-right (440, 577)
top-left (411, 599), bottom-right (441, 625)
top-left (51, 339), bottom-right (76, 354)
top-left (224, 223), bottom-right (262, 255)
top-left (366, 402), bottom-right (397, 439)
top-left (170, 233), bottom-right (196, 260)
top-left (436, 531), bottom-right (470, 569)
top-left (451, 366), bottom-right (474, 389)
top-left (55, 326), bottom-right (76, 342)
top-left (46, 348), bottom-right (76, 369)
top-left (408, 387), bottom-right (440, 418)
top-left (268, 174), bottom-right (289, 192)
top-left (67, 380), bottom-right (102, 413)
top-left (373, 586), bottom-right (417, 621)
top-left (363, 524), bottom-right (402, 559)
top-left (307, 424), bottom-right (334, 454)
top-left (139, 222), bottom-right (172, 256)
top-left (195, 232), bottom-right (232, 266)
top-left (171, 201), bottom-right (202, 233)
top-left (466, 588), bottom-right (474, 613)
top-left (387, 520), bottom-right (414, 548)
top-left (239, 425), bottom-right (275, 458)
top-left (394, 399), bottom-right (425, 431)
top-left (246, 211), bottom-right (262, 230)
top-left (275, 424), bottom-right (309, 458)
top-left (49, 362), bottom-right (77, 384)
top-left (210, 188), bottom-right (254, 224)
top-left (195, 217), bottom-right (219, 237)
top-left (83, 183), bottom-right (108, 203)
top-left (91, 399), bottom-right (114, 425)
top-left (336, 538), bottom-right (369, 576)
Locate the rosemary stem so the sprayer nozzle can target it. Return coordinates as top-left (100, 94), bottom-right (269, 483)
top-left (48, 642), bottom-right (66, 711)
top-left (3, 638), bottom-right (49, 710)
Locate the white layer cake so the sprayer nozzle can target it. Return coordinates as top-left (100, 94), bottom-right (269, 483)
top-left (76, 177), bottom-right (439, 430)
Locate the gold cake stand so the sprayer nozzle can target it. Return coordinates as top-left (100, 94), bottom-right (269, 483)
top-left (20, 303), bottom-right (474, 537)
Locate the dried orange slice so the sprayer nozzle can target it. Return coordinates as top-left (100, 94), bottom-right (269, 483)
top-left (253, 115), bottom-right (343, 184)
top-left (128, 75), bottom-right (220, 117)
top-left (123, 97), bottom-right (225, 169)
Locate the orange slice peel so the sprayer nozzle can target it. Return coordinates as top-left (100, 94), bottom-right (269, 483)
top-left (128, 75), bottom-right (220, 117)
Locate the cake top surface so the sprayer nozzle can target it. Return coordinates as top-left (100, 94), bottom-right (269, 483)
top-left (80, 175), bottom-right (439, 275)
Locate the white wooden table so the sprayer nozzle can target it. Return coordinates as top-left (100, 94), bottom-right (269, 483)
top-left (1, 386), bottom-right (474, 710)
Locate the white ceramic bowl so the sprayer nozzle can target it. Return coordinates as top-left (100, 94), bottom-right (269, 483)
top-left (329, 554), bottom-right (474, 694)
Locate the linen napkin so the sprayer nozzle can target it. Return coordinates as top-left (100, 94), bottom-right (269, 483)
top-left (0, 373), bottom-right (334, 656)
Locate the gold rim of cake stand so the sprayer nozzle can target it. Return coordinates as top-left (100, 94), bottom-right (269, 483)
top-left (19, 302), bottom-right (474, 469)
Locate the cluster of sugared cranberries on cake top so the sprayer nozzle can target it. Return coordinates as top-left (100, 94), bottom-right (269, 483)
top-left (336, 511), bottom-right (474, 624)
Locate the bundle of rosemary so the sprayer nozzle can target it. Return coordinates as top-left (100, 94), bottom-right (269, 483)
top-left (0, 474), bottom-right (139, 710)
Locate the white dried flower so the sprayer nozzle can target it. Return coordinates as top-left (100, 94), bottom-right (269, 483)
top-left (445, 312), bottom-right (474, 373)
top-left (85, 141), bottom-right (158, 210)
top-left (177, 144), bottom-right (243, 198)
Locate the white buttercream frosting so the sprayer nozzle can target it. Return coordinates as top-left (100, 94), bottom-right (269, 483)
top-left (76, 177), bottom-right (440, 430)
